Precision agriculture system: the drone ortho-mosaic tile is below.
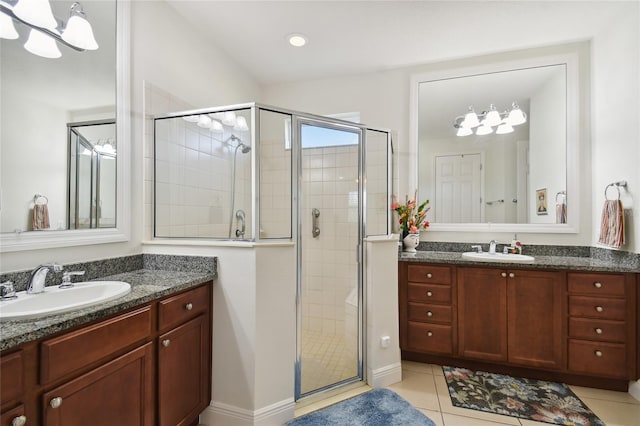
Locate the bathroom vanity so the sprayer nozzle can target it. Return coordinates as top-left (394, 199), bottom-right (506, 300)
top-left (0, 263), bottom-right (214, 426)
top-left (398, 252), bottom-right (639, 391)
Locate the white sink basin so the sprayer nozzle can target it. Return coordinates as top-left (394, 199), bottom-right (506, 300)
top-left (462, 252), bottom-right (535, 264)
top-left (0, 281), bottom-right (131, 321)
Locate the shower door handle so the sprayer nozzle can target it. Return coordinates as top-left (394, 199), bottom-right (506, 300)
top-left (312, 208), bottom-right (320, 238)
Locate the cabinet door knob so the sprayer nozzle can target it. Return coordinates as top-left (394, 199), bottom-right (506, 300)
top-left (426, 311), bottom-right (433, 317)
top-left (594, 282), bottom-right (602, 288)
top-left (426, 273), bottom-right (432, 278)
top-left (501, 272), bottom-right (507, 278)
top-left (509, 273), bottom-right (515, 278)
top-left (426, 331), bottom-right (433, 337)
top-left (162, 339), bottom-right (171, 347)
top-left (426, 291), bottom-right (433, 297)
top-left (185, 303), bottom-right (193, 311)
top-left (12, 415), bottom-right (27, 426)
top-left (50, 397), bottom-right (63, 409)
top-left (595, 328), bottom-right (603, 334)
top-left (595, 306), bottom-right (604, 313)
top-left (594, 350), bottom-right (603, 357)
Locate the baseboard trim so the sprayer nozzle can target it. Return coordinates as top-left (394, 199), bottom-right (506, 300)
top-left (200, 398), bottom-right (296, 426)
top-left (368, 362), bottom-right (402, 388)
top-left (629, 380), bottom-right (640, 402)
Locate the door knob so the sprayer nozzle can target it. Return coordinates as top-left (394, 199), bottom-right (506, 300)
top-left (12, 415), bottom-right (27, 426)
top-left (50, 397), bottom-right (63, 408)
top-left (162, 339), bottom-right (171, 347)
top-left (185, 303), bottom-right (193, 311)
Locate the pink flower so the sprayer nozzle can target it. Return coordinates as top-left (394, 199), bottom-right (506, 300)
top-left (409, 225), bottom-right (418, 233)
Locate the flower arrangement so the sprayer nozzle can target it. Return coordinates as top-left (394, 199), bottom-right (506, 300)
top-left (391, 194), bottom-right (430, 234)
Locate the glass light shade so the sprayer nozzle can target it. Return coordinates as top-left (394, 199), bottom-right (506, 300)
top-left (484, 105), bottom-right (502, 127)
top-left (62, 15), bottom-right (98, 50)
top-left (234, 116), bottom-right (248, 131)
top-left (496, 123), bottom-right (514, 134)
top-left (507, 106), bottom-right (527, 126)
top-left (196, 115), bottom-right (212, 128)
top-left (462, 108), bottom-right (479, 128)
top-left (456, 127), bottom-right (473, 137)
top-left (475, 124), bottom-right (494, 136)
top-left (182, 115), bottom-right (200, 123)
top-left (0, 13), bottom-right (19, 39)
top-left (81, 147), bottom-right (92, 156)
top-left (102, 142), bottom-right (115, 154)
top-left (13, 0), bottom-right (57, 30)
top-left (209, 120), bottom-right (223, 133)
top-left (24, 29), bottom-right (61, 58)
top-left (222, 111), bottom-right (237, 126)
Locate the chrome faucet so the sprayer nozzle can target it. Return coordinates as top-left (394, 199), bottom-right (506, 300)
top-left (27, 263), bottom-right (63, 294)
top-left (489, 240), bottom-right (498, 254)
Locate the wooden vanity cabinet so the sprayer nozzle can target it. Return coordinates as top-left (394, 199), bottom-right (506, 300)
top-left (0, 350), bottom-right (26, 426)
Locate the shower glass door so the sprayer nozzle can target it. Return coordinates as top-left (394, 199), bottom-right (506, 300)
top-left (296, 119), bottom-right (363, 398)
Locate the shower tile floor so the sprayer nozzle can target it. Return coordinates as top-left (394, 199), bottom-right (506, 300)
top-left (300, 330), bottom-right (358, 395)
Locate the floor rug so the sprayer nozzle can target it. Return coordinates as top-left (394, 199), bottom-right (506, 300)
top-left (286, 388), bottom-right (436, 426)
top-left (443, 366), bottom-right (605, 426)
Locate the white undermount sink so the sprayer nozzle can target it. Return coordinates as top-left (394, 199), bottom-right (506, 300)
top-left (462, 252), bottom-right (535, 264)
top-left (0, 281), bottom-right (131, 321)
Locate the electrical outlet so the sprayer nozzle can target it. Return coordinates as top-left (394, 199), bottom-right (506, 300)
top-left (380, 335), bottom-right (391, 348)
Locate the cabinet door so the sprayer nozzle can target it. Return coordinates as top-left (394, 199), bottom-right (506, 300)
top-left (507, 270), bottom-right (564, 369)
top-left (43, 343), bottom-right (154, 426)
top-left (158, 314), bottom-right (210, 426)
top-left (458, 267), bottom-right (508, 361)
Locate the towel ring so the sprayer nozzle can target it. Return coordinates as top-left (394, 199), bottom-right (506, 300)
top-left (33, 194), bottom-right (48, 205)
top-left (604, 184), bottom-right (621, 201)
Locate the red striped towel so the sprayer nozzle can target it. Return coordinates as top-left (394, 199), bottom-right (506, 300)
top-left (598, 199), bottom-right (624, 248)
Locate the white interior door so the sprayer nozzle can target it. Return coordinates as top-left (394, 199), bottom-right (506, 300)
top-left (435, 153), bottom-right (482, 222)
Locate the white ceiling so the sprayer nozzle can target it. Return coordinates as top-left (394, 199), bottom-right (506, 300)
top-left (165, 0), bottom-right (632, 85)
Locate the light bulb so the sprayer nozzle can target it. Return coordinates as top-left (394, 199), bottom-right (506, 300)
top-left (484, 104), bottom-right (502, 127)
top-left (62, 14), bottom-right (98, 50)
top-left (24, 29), bottom-right (61, 58)
top-left (507, 102), bottom-right (527, 126)
top-left (222, 111), bottom-right (236, 126)
top-left (475, 123), bottom-right (493, 136)
top-left (234, 116), bottom-right (249, 131)
top-left (13, 0), bottom-right (57, 30)
top-left (197, 115), bottom-right (212, 128)
top-left (456, 127), bottom-right (473, 137)
top-left (0, 12), bottom-right (19, 39)
top-left (462, 106), bottom-right (479, 128)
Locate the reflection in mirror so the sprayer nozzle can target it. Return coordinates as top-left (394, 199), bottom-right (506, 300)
top-left (0, 0), bottom-right (116, 234)
top-left (418, 64), bottom-right (567, 226)
top-left (68, 120), bottom-right (116, 229)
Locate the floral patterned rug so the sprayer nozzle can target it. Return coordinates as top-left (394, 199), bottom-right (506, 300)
top-left (442, 366), bottom-right (605, 426)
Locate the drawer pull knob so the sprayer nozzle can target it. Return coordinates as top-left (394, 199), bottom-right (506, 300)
top-left (594, 350), bottom-right (603, 357)
top-left (50, 397), bottom-right (63, 409)
top-left (185, 303), bottom-right (193, 311)
top-left (426, 331), bottom-right (433, 337)
top-left (595, 328), bottom-right (603, 334)
top-left (426, 273), bottom-right (433, 278)
top-left (501, 272), bottom-right (507, 278)
top-left (426, 291), bottom-right (433, 297)
top-left (162, 339), bottom-right (171, 347)
top-left (595, 306), bottom-right (604, 313)
top-left (509, 273), bottom-right (515, 278)
top-left (594, 282), bottom-right (602, 288)
top-left (426, 311), bottom-right (433, 317)
top-left (12, 415), bottom-right (27, 426)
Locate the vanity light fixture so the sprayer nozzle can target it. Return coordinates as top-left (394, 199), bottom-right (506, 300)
top-left (0, 0), bottom-right (99, 58)
top-left (196, 114), bottom-right (212, 129)
top-left (454, 102), bottom-right (527, 136)
top-left (222, 111), bottom-right (237, 127)
top-left (209, 119), bottom-right (224, 133)
top-left (234, 116), bottom-right (249, 131)
top-left (287, 33), bottom-right (308, 47)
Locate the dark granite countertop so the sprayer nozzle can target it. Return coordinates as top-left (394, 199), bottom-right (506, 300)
top-left (0, 269), bottom-right (215, 352)
top-left (399, 251), bottom-right (640, 273)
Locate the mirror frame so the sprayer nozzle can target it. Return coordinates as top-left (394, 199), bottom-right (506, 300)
top-left (409, 51), bottom-right (580, 234)
top-left (0, 1), bottom-right (130, 252)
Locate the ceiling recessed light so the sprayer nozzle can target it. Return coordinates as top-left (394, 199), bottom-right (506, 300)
top-left (287, 33), bottom-right (308, 47)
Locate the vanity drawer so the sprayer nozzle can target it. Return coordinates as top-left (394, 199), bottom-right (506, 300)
top-left (0, 350), bottom-right (23, 404)
top-left (407, 322), bottom-right (453, 355)
top-left (568, 273), bottom-right (626, 297)
top-left (408, 302), bottom-right (452, 324)
top-left (568, 339), bottom-right (627, 378)
top-left (569, 317), bottom-right (626, 343)
top-left (568, 296), bottom-right (626, 320)
top-left (408, 283), bottom-right (451, 304)
top-left (407, 264), bottom-right (452, 285)
top-left (40, 306), bottom-right (152, 384)
top-left (159, 284), bottom-right (209, 331)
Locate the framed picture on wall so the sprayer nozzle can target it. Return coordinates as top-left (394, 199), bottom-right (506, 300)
top-left (536, 188), bottom-right (548, 215)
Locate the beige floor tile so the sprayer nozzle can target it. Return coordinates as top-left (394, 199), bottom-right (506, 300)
top-left (580, 396), bottom-right (640, 426)
top-left (441, 412), bottom-right (519, 426)
top-left (386, 370), bottom-right (441, 411)
top-left (419, 409), bottom-right (445, 426)
top-left (403, 360), bottom-right (437, 374)
top-left (432, 364), bottom-right (445, 376)
top-left (570, 384), bottom-right (640, 405)
top-left (434, 374), bottom-right (520, 425)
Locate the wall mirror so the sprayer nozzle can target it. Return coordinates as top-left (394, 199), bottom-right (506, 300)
top-left (0, 1), bottom-right (129, 252)
top-left (411, 52), bottom-right (579, 233)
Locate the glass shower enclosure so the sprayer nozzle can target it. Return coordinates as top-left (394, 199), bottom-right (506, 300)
top-left (153, 103), bottom-right (393, 400)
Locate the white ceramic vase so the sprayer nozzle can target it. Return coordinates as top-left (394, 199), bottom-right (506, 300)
top-left (402, 232), bottom-right (420, 253)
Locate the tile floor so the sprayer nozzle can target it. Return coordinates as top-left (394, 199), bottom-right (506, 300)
top-left (295, 361), bottom-right (640, 426)
top-left (300, 330), bottom-right (357, 394)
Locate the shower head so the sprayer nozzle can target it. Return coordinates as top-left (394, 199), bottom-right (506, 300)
top-left (239, 143), bottom-right (251, 154)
